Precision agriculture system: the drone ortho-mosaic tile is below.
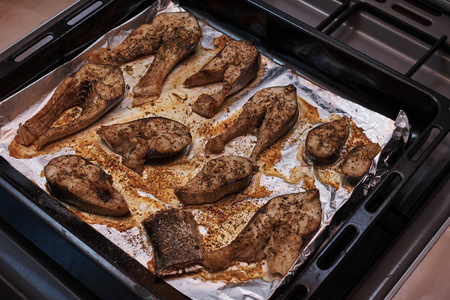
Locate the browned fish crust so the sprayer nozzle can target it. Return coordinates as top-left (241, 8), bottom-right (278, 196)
top-left (185, 40), bottom-right (260, 118)
top-left (17, 64), bottom-right (125, 149)
top-left (342, 142), bottom-right (381, 185)
top-left (175, 155), bottom-right (254, 205)
top-left (97, 117), bottom-right (192, 175)
top-left (206, 84), bottom-right (299, 161)
top-left (305, 116), bottom-right (350, 165)
top-left (142, 209), bottom-right (205, 276)
top-left (44, 155), bottom-right (129, 216)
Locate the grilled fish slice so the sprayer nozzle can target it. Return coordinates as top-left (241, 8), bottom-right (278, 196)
top-left (175, 155), bottom-right (254, 206)
top-left (204, 190), bottom-right (321, 275)
top-left (342, 142), bottom-right (381, 185)
top-left (206, 85), bottom-right (299, 161)
top-left (142, 209), bottom-right (206, 276)
top-left (131, 13), bottom-right (201, 106)
top-left (44, 155), bottom-right (129, 216)
top-left (185, 40), bottom-right (260, 118)
top-left (17, 64), bottom-right (125, 149)
top-left (143, 190), bottom-right (321, 276)
top-left (97, 117), bottom-right (192, 175)
top-left (89, 12), bottom-right (201, 66)
top-left (305, 116), bottom-right (350, 165)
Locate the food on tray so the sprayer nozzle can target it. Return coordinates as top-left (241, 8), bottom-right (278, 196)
top-left (342, 142), bottom-right (381, 185)
top-left (88, 12), bottom-right (201, 66)
top-left (97, 117), bottom-right (192, 175)
top-left (89, 12), bottom-right (201, 106)
top-left (205, 189), bottom-right (321, 276)
top-left (143, 208), bottom-right (205, 276)
top-left (17, 64), bottom-right (125, 149)
top-left (44, 155), bottom-right (129, 216)
top-left (206, 84), bottom-right (299, 161)
top-left (143, 189), bottom-right (321, 276)
top-left (305, 116), bottom-right (350, 165)
top-left (175, 155), bottom-right (254, 206)
top-left (184, 40), bottom-right (260, 118)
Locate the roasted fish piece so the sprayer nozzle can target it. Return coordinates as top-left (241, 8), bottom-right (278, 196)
top-left (17, 64), bottom-right (125, 149)
top-left (90, 12), bottom-right (201, 106)
top-left (143, 209), bottom-right (206, 276)
top-left (206, 85), bottom-right (299, 161)
top-left (89, 12), bottom-right (200, 65)
top-left (175, 155), bottom-right (254, 206)
top-left (305, 116), bottom-right (350, 165)
top-left (44, 155), bottom-right (129, 216)
top-left (205, 190), bottom-right (321, 275)
top-left (342, 142), bottom-right (381, 185)
top-left (143, 190), bottom-right (321, 276)
top-left (184, 40), bottom-right (260, 118)
top-left (97, 117), bottom-right (192, 175)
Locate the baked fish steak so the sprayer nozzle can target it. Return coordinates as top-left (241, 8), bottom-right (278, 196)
top-left (89, 12), bottom-right (202, 106)
top-left (97, 117), bottom-right (192, 175)
top-left (17, 64), bottom-right (125, 149)
top-left (206, 84), bottom-right (299, 161)
top-left (44, 155), bottom-right (129, 216)
top-left (175, 155), bottom-right (254, 205)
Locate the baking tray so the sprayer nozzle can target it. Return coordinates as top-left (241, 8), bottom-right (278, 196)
top-left (0, 0), bottom-right (449, 299)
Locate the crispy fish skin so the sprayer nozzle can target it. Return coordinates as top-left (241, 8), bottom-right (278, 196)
top-left (97, 117), bottom-right (192, 175)
top-left (142, 209), bottom-right (206, 276)
top-left (175, 155), bottom-right (254, 206)
top-left (131, 13), bottom-right (202, 105)
top-left (305, 116), bottom-right (350, 166)
top-left (44, 155), bottom-right (129, 216)
top-left (185, 40), bottom-right (260, 118)
top-left (342, 142), bottom-right (381, 185)
top-left (204, 190), bottom-right (321, 275)
top-left (206, 85), bottom-right (299, 161)
top-left (17, 64), bottom-right (125, 149)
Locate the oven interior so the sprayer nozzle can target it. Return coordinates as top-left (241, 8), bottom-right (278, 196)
top-left (0, 0), bottom-right (449, 299)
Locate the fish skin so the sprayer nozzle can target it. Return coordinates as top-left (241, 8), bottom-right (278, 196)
top-left (185, 40), bottom-right (260, 118)
top-left (17, 63), bottom-right (125, 149)
top-left (142, 209), bottom-right (206, 276)
top-left (97, 117), bottom-right (192, 175)
top-left (44, 155), bottom-right (129, 217)
top-left (205, 84), bottom-right (299, 162)
top-left (175, 155), bottom-right (254, 206)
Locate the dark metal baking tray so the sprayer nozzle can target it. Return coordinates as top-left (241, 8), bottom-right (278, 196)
top-left (1, 0), bottom-right (449, 299)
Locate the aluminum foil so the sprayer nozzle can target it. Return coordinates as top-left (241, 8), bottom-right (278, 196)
top-left (0, 0), bottom-right (409, 299)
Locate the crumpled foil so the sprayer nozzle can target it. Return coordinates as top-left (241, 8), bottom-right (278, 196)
top-left (0, 0), bottom-right (410, 299)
